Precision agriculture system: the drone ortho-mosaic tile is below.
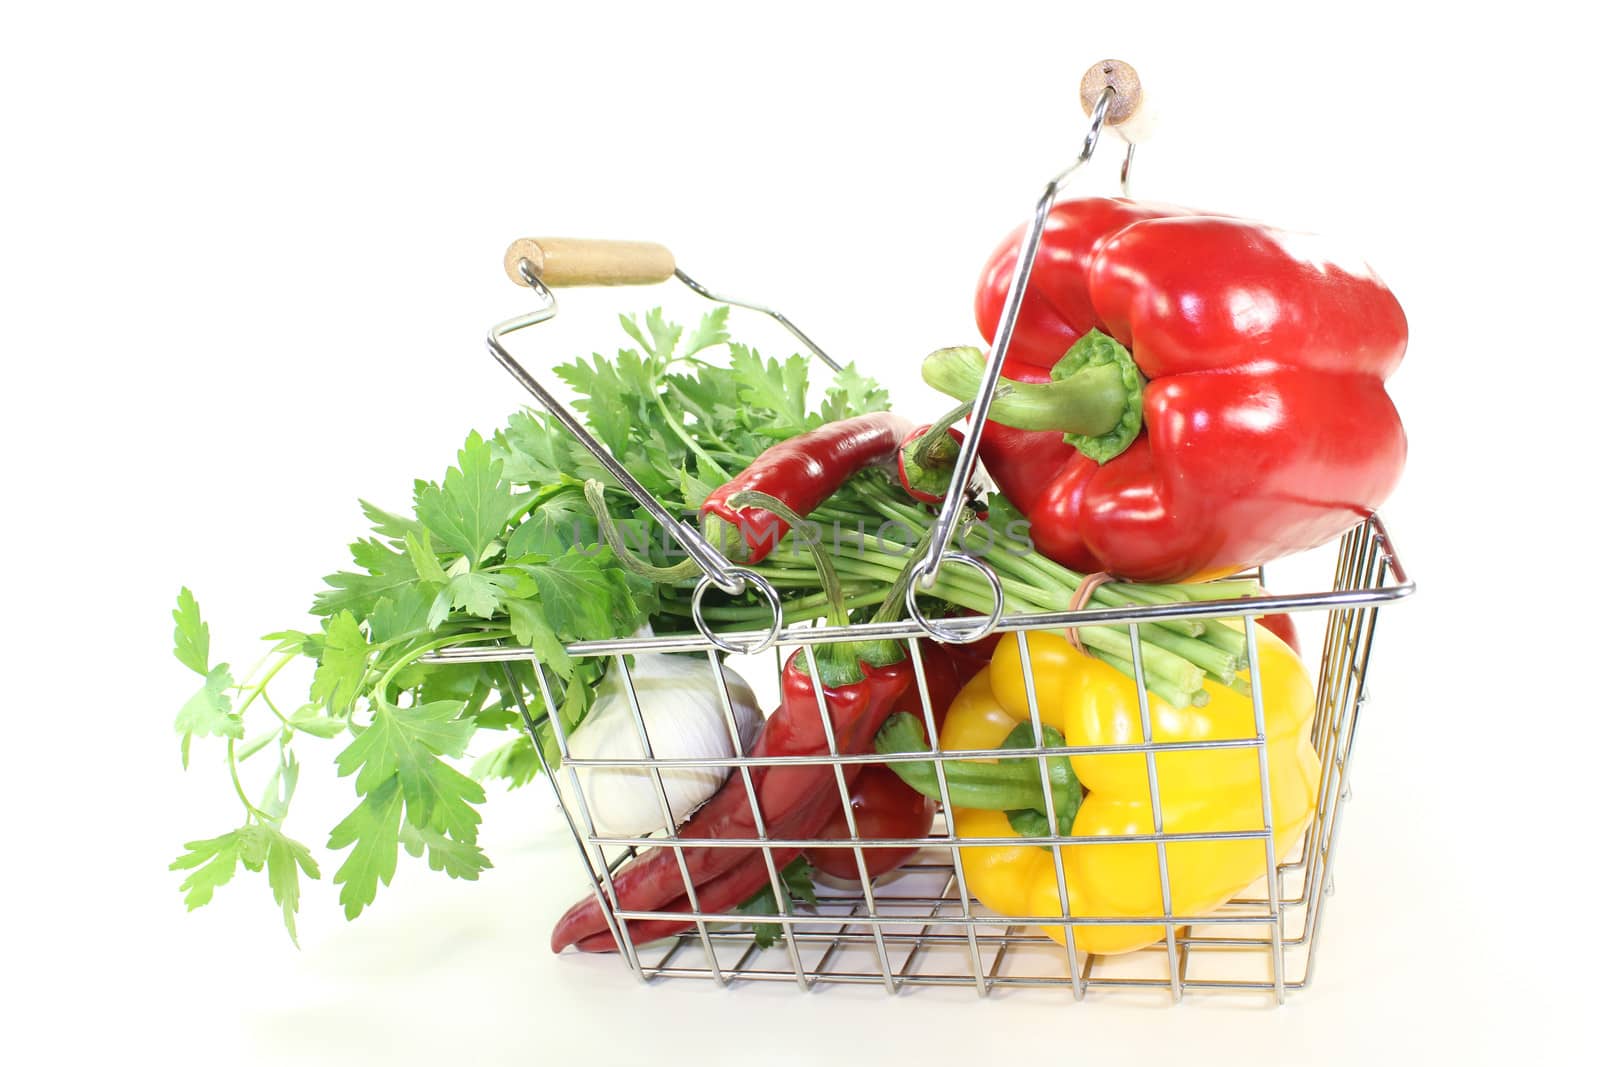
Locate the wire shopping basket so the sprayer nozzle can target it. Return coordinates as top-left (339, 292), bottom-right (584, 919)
top-left (432, 61), bottom-right (1414, 1003)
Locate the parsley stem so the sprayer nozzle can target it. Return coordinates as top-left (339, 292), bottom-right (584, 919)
top-left (233, 652), bottom-right (296, 722)
top-left (369, 622), bottom-right (511, 653)
top-left (654, 391), bottom-right (730, 483)
top-left (258, 688), bottom-right (293, 730)
top-left (664, 381), bottom-right (737, 454)
top-left (504, 492), bottom-right (542, 529)
top-left (226, 737), bottom-right (272, 822)
top-left (371, 632), bottom-right (512, 707)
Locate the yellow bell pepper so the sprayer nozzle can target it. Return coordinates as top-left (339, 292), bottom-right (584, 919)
top-left (941, 626), bottom-right (1319, 956)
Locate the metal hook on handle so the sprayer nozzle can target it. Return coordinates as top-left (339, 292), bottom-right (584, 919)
top-left (913, 63), bottom-right (1146, 594)
top-left (903, 552), bottom-right (1005, 645)
top-left (690, 566), bottom-right (784, 656)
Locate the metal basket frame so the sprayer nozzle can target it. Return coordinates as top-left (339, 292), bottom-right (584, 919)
top-left (445, 85), bottom-right (1415, 1002)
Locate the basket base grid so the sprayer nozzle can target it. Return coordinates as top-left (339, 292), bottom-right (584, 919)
top-left (528, 518), bottom-right (1403, 1004)
top-left (629, 820), bottom-right (1329, 999)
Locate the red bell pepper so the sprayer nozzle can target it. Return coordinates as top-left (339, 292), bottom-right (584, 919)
top-left (924, 197), bottom-right (1407, 582)
top-left (807, 765), bottom-right (933, 882)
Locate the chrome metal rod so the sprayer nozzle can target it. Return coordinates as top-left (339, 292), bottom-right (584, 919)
top-left (915, 86), bottom-right (1116, 591)
top-left (486, 277), bottom-right (748, 594)
top-left (422, 550), bottom-right (1414, 661)
top-left (565, 829), bottom-right (1274, 850)
top-left (675, 269), bottom-right (842, 372)
top-left (605, 907), bottom-right (1279, 927)
top-left (448, 735), bottom-right (1272, 770)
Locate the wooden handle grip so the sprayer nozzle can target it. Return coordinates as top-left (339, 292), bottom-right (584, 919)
top-left (1080, 59), bottom-right (1157, 145)
top-left (503, 238), bottom-right (676, 287)
top-left (1080, 59), bottom-right (1142, 125)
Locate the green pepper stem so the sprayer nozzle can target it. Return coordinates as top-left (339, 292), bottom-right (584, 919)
top-left (922, 346), bottom-right (1129, 436)
top-left (875, 714), bottom-right (1082, 814)
top-left (902, 403), bottom-right (973, 501)
top-left (911, 402), bottom-right (972, 469)
top-left (922, 332), bottom-right (1146, 463)
top-left (584, 479), bottom-right (700, 581)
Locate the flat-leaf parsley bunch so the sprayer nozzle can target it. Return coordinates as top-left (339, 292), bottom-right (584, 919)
top-left (169, 308), bottom-right (891, 939)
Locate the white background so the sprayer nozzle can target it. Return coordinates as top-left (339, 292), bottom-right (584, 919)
top-left (3, 2), bottom-right (1592, 1063)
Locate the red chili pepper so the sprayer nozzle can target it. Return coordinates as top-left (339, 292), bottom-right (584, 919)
top-left (572, 784), bottom-right (842, 952)
top-left (926, 197), bottom-right (1407, 582)
top-left (805, 642), bottom-right (966, 881)
top-left (700, 412), bottom-right (912, 564)
top-left (572, 834), bottom-right (814, 952)
top-left (550, 650), bottom-right (911, 953)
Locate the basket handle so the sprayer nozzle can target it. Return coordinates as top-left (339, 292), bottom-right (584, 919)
top-left (485, 246), bottom-right (783, 649)
top-left (909, 60), bottom-right (1145, 605)
top-left (503, 238), bottom-right (676, 288)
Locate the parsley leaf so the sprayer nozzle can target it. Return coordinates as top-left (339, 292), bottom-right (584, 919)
top-left (504, 599), bottom-right (573, 678)
top-left (472, 733), bottom-right (542, 788)
top-left (554, 355), bottom-right (635, 459)
top-left (333, 701), bottom-right (483, 841)
top-left (310, 611), bottom-right (369, 716)
top-left (493, 410), bottom-right (582, 487)
top-left (678, 466), bottom-right (715, 510)
top-left (522, 548), bottom-right (642, 639)
top-left (400, 824), bottom-right (491, 880)
top-left (172, 587), bottom-right (210, 675)
top-left (820, 362), bottom-right (892, 422)
top-left (175, 665), bottom-right (240, 768)
top-left (680, 306), bottom-right (731, 357)
top-left (405, 530), bottom-right (450, 586)
top-left (327, 697), bottom-right (496, 916)
top-left (414, 431), bottom-right (523, 563)
top-left (733, 858), bottom-right (817, 948)
top-left (367, 587), bottom-right (431, 645)
top-left (288, 703), bottom-right (348, 739)
top-left (170, 830), bottom-right (245, 911)
top-left (556, 667), bottom-right (594, 731)
top-left (327, 778), bottom-right (404, 920)
top-left (170, 823), bottom-right (320, 945)
top-left (359, 499), bottom-right (424, 543)
top-left (431, 570), bottom-right (516, 625)
top-left (259, 747), bottom-right (299, 820)
top-left (258, 824), bottom-right (320, 945)
top-left (505, 490), bottom-right (595, 560)
top-left (312, 537), bottom-right (421, 619)
top-left (727, 343), bottom-right (809, 431)
top-left (642, 307), bottom-right (682, 363)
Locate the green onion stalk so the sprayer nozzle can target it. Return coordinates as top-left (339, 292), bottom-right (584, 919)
top-left (586, 475), bottom-right (1261, 708)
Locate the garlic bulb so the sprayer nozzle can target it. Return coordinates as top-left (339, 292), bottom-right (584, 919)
top-left (560, 653), bottom-right (762, 836)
